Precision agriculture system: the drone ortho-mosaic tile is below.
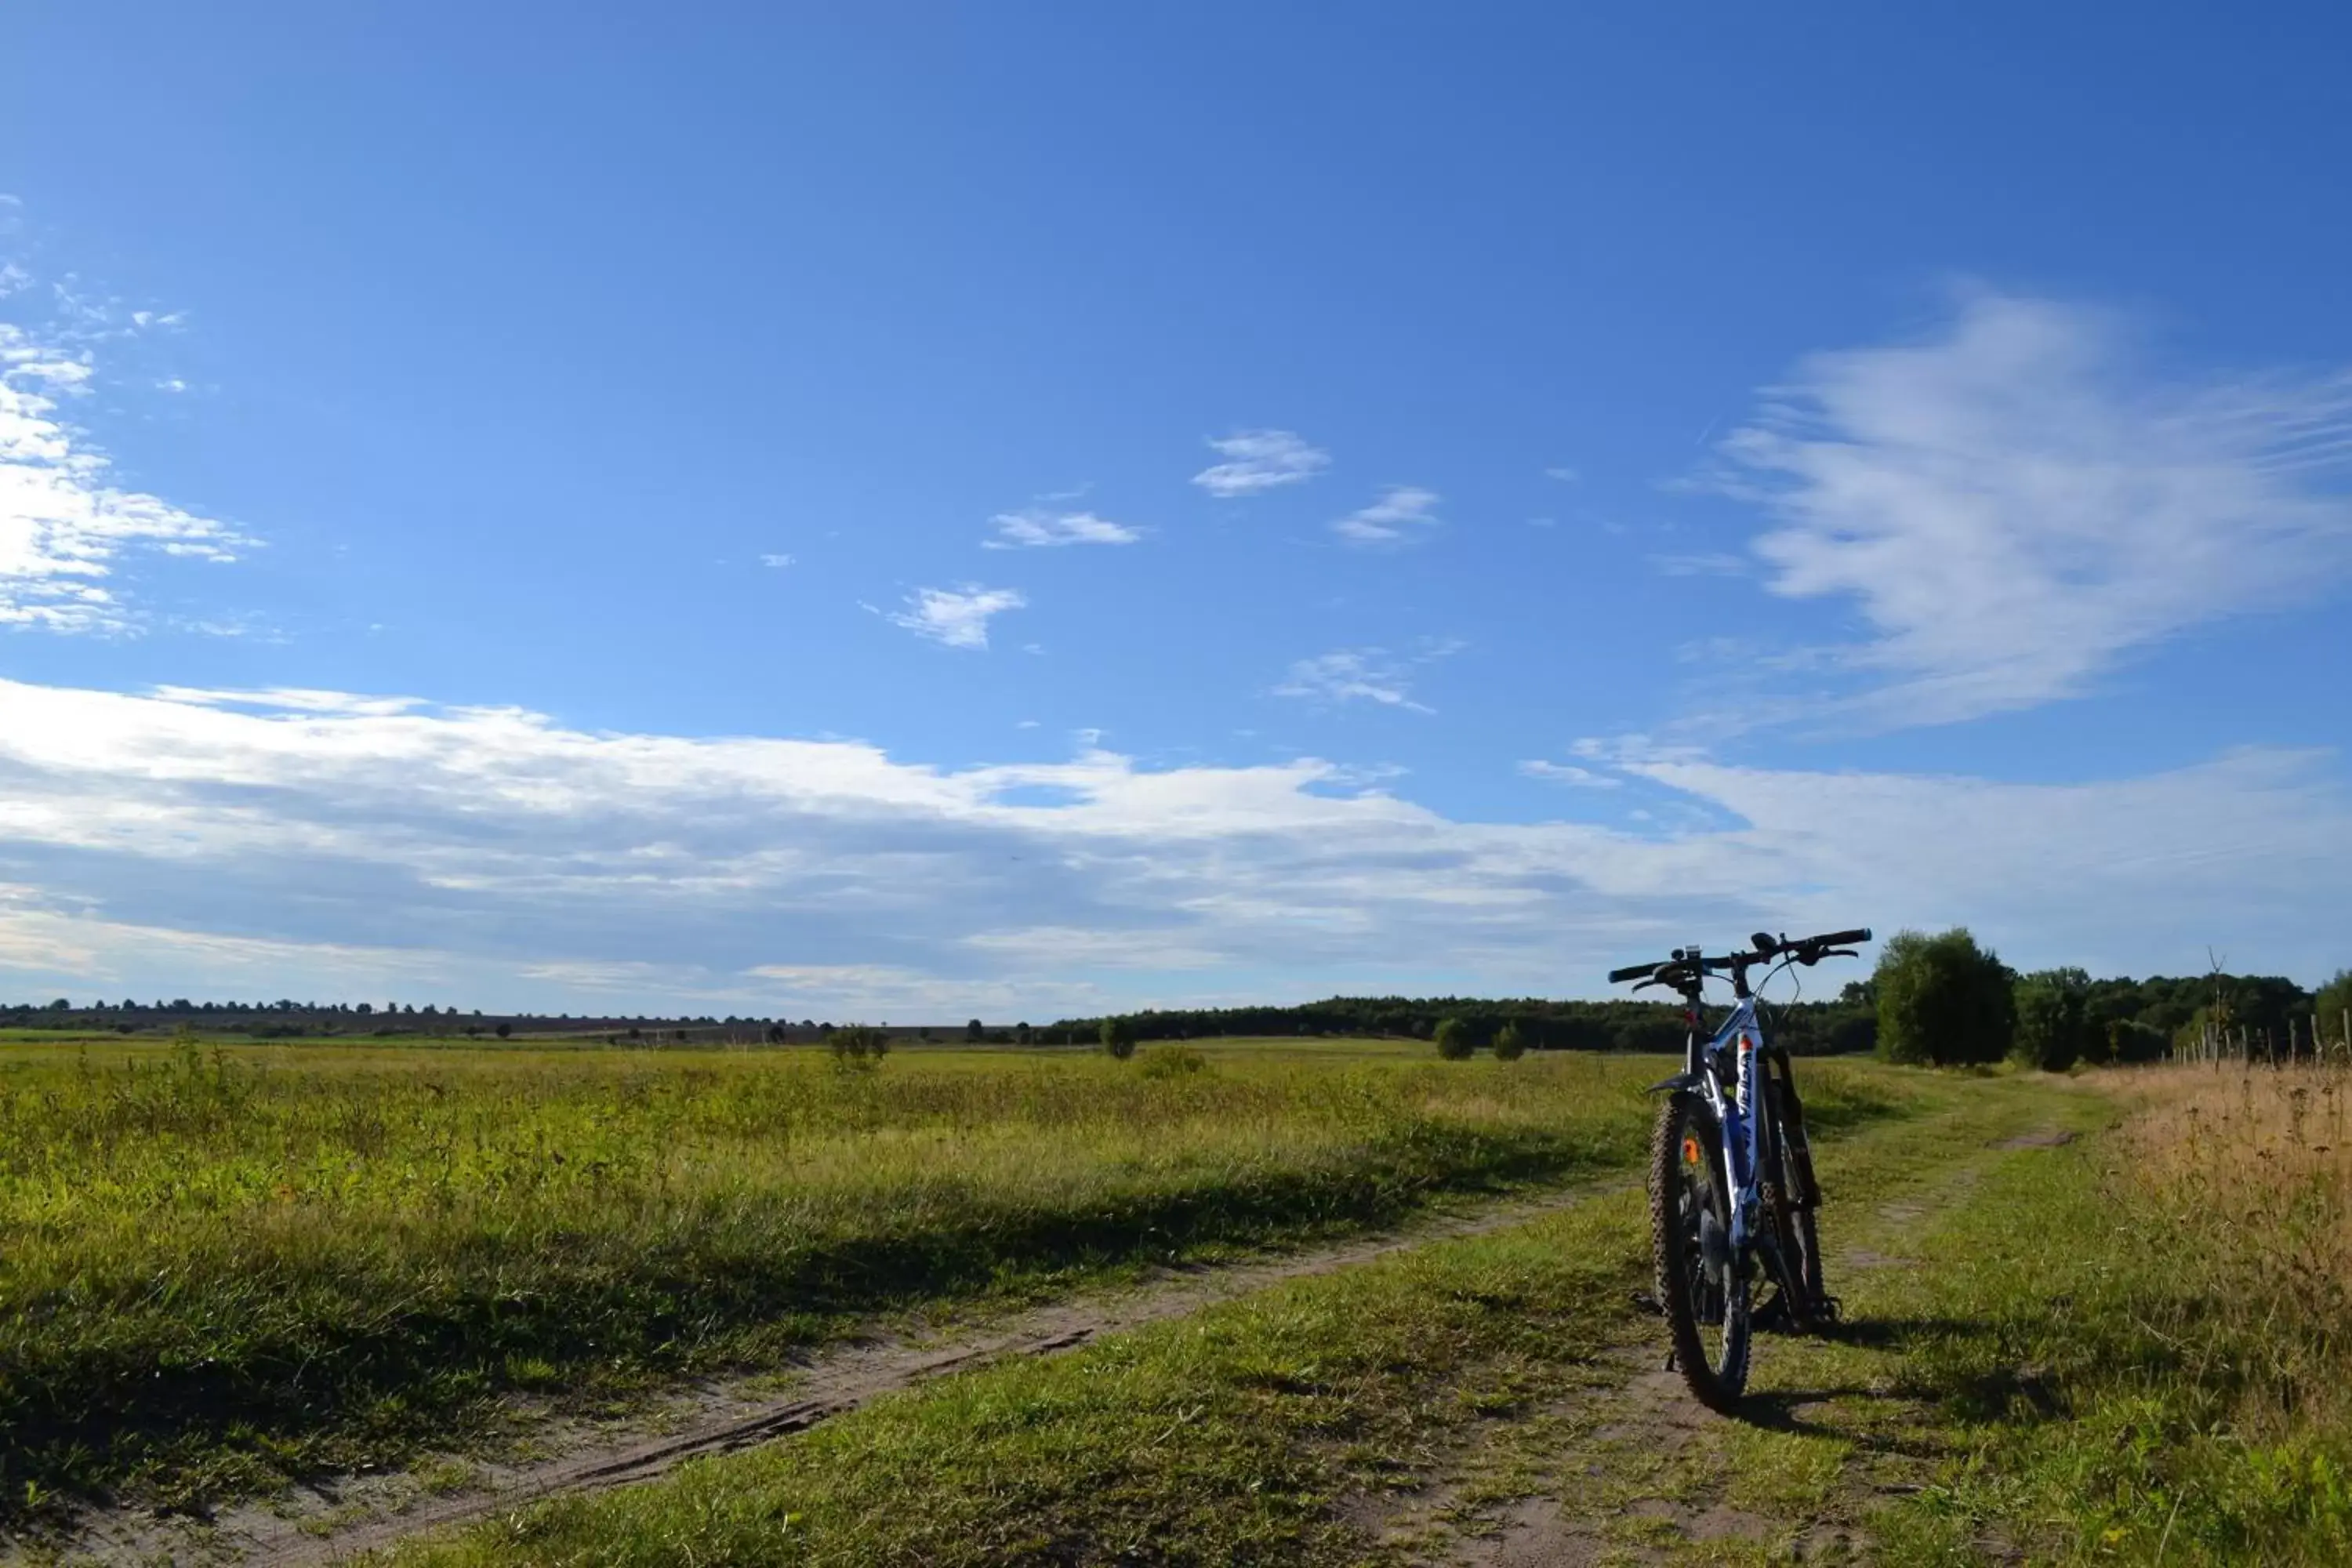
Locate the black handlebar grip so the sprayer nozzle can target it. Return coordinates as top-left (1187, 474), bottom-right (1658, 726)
top-left (1607, 961), bottom-right (1661, 983)
top-left (1815, 928), bottom-right (1871, 947)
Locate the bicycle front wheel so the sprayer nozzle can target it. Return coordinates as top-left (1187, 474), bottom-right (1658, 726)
top-left (1650, 1090), bottom-right (1751, 1410)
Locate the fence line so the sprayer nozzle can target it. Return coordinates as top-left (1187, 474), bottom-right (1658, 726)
top-left (2182, 1010), bottom-right (2352, 1069)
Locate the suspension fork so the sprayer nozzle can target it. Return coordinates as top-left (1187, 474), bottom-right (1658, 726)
top-left (1683, 992), bottom-right (1762, 1258)
top-left (1720, 1022), bottom-right (1762, 1254)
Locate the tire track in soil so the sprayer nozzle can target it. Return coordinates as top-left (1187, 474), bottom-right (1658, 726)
top-left (48, 1176), bottom-right (1637, 1568)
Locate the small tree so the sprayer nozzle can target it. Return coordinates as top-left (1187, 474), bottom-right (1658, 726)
top-left (829, 1023), bottom-right (890, 1069)
top-left (1875, 927), bottom-right (2016, 1066)
top-left (2317, 969), bottom-right (2352, 1054)
top-left (1492, 1021), bottom-right (1526, 1062)
top-left (1434, 1016), bottom-right (1474, 1061)
top-left (1015, 1021), bottom-right (1033, 1046)
top-left (495, 1021), bottom-right (513, 1040)
top-left (2011, 968), bottom-right (2087, 1071)
top-left (1100, 1015), bottom-right (1137, 1061)
top-left (966, 1018), bottom-right (986, 1044)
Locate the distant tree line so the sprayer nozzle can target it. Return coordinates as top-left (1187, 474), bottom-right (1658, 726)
top-left (1049, 949), bottom-right (2346, 1069)
top-left (1046, 993), bottom-right (1879, 1057)
top-left (8, 953), bottom-right (2342, 1069)
top-left (0, 999), bottom-right (844, 1042)
top-left (1870, 927), bottom-right (2339, 1070)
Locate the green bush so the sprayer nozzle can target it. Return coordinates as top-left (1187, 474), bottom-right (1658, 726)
top-left (1875, 927), bottom-right (2015, 1066)
top-left (1492, 1022), bottom-right (1526, 1062)
top-left (2011, 967), bottom-right (2089, 1072)
top-left (1434, 1017), bottom-right (1474, 1061)
top-left (1100, 1015), bottom-right (1137, 1061)
top-left (1138, 1045), bottom-right (1209, 1080)
top-left (828, 1024), bottom-right (890, 1069)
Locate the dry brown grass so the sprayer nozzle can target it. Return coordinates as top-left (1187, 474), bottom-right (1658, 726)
top-left (2113, 1063), bottom-right (2352, 1438)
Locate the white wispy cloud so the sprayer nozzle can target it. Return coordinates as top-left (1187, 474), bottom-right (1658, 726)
top-left (1331, 485), bottom-right (1442, 546)
top-left (0, 678), bottom-right (2337, 1011)
top-left (1544, 465), bottom-right (1581, 482)
top-left (760, 553), bottom-right (796, 568)
top-left (888, 584), bottom-right (1026, 649)
top-left (984, 509), bottom-right (1143, 549)
top-left (148, 685), bottom-right (426, 717)
top-left (1519, 760), bottom-right (1622, 788)
top-left (1273, 641), bottom-right (1457, 713)
top-left (1192, 429), bottom-right (1330, 497)
top-left (1721, 290), bottom-right (2352, 726)
top-left (0, 320), bottom-right (252, 633)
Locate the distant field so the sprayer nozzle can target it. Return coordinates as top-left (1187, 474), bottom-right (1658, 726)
top-left (0, 1033), bottom-right (1877, 1522)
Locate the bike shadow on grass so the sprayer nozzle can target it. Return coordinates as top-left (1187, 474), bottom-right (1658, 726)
top-left (1731, 1312), bottom-right (2060, 1443)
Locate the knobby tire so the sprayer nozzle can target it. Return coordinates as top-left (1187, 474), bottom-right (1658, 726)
top-left (1650, 1090), bottom-right (1750, 1411)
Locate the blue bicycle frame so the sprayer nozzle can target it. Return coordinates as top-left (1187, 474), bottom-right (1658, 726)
top-left (1658, 996), bottom-right (1766, 1255)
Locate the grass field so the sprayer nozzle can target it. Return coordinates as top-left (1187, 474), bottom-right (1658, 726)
top-left (1859, 1064), bottom-right (2352, 1563)
top-left (370, 1062), bottom-right (2352, 1566)
top-left (16, 1033), bottom-right (2341, 1565)
top-left (374, 1057), bottom-right (1974, 1567)
top-left (0, 1033), bottom-right (1851, 1523)
top-left (348, 1062), bottom-right (2352, 1561)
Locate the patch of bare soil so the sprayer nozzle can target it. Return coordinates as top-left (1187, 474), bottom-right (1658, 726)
top-left (32, 1179), bottom-right (1631, 1568)
top-left (1434, 1356), bottom-right (1758, 1566)
top-left (1991, 1127), bottom-right (2077, 1150)
top-left (1452, 1497), bottom-right (1621, 1567)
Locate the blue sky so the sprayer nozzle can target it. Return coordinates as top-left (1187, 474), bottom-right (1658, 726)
top-left (1, 2), bottom-right (2347, 1018)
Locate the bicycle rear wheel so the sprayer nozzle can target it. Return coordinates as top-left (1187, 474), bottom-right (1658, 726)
top-left (1650, 1090), bottom-right (1751, 1410)
top-left (1764, 1064), bottom-right (1829, 1327)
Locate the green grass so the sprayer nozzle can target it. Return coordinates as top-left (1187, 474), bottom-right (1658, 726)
top-left (380, 1058), bottom-right (1941, 1568)
top-left (1413, 1064), bottom-right (2352, 1566)
top-left (1849, 1071), bottom-right (2352, 1566)
top-left (0, 1036), bottom-right (1705, 1520)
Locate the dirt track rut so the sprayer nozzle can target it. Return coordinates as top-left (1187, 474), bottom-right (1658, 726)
top-left (53, 1176), bottom-right (1633, 1567)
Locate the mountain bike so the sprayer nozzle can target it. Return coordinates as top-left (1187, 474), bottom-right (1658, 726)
top-left (1607, 927), bottom-right (1871, 1410)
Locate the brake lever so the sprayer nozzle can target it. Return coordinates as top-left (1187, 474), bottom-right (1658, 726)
top-left (1631, 978), bottom-right (1665, 993)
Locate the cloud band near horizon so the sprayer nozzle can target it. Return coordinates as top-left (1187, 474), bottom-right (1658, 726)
top-left (0, 679), bottom-right (2339, 1016)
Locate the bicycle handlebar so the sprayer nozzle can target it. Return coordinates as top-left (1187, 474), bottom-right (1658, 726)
top-left (1604, 927), bottom-right (1872, 989)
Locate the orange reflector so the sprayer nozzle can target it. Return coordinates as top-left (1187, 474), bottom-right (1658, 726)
top-left (1682, 1135), bottom-right (1701, 1166)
